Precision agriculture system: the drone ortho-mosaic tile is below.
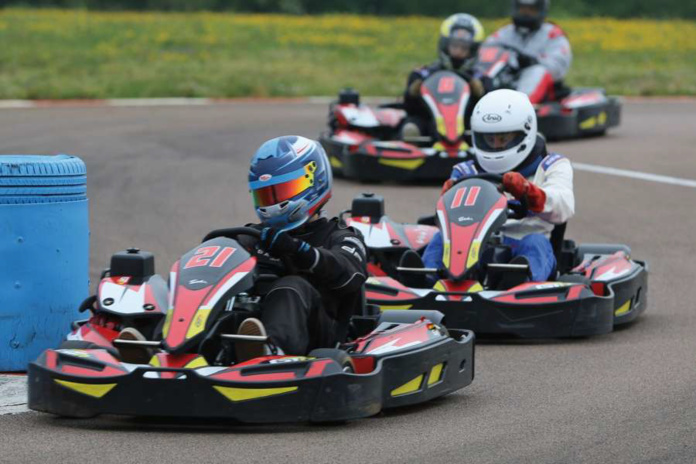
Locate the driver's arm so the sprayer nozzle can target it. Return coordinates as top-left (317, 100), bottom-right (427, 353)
top-left (310, 229), bottom-right (368, 295)
top-left (538, 31), bottom-right (572, 82)
top-left (537, 157), bottom-right (575, 224)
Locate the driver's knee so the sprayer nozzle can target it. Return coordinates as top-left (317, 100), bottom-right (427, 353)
top-left (517, 65), bottom-right (554, 104)
top-left (515, 234), bottom-right (556, 281)
top-left (261, 276), bottom-right (321, 354)
top-left (264, 276), bottom-right (319, 313)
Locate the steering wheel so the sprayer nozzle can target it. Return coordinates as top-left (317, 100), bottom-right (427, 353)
top-left (202, 227), bottom-right (295, 272)
top-left (203, 227), bottom-right (260, 242)
top-left (449, 173), bottom-right (529, 220)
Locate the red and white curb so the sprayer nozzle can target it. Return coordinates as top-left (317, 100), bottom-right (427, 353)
top-left (0, 375), bottom-right (28, 415)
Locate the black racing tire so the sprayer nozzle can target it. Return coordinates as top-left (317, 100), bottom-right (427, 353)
top-left (557, 274), bottom-right (592, 286)
top-left (308, 348), bottom-right (355, 373)
top-left (576, 244), bottom-right (632, 261)
top-left (378, 310), bottom-right (445, 326)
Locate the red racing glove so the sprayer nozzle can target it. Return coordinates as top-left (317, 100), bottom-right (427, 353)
top-left (502, 172), bottom-right (547, 213)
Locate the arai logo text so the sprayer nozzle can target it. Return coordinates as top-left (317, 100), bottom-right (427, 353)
top-left (259, 174), bottom-right (272, 182)
top-left (482, 113), bottom-right (502, 123)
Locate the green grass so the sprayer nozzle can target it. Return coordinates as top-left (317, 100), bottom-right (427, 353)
top-left (0, 9), bottom-right (695, 99)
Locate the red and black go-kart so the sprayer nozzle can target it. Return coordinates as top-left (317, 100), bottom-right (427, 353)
top-left (28, 228), bottom-right (475, 423)
top-left (344, 176), bottom-right (647, 339)
top-left (319, 70), bottom-right (474, 182)
top-left (476, 44), bottom-right (621, 140)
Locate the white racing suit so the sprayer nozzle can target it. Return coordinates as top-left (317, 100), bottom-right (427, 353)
top-left (423, 142), bottom-right (575, 281)
top-left (485, 23), bottom-right (572, 104)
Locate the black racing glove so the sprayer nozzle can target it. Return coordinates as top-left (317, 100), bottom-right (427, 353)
top-left (516, 52), bottom-right (539, 69)
top-left (260, 227), bottom-right (318, 270)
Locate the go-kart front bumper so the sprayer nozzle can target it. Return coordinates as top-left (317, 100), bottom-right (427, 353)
top-left (28, 330), bottom-right (475, 423)
top-left (367, 264), bottom-right (647, 339)
top-left (321, 136), bottom-right (470, 182)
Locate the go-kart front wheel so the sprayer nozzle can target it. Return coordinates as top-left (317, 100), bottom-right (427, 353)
top-left (309, 348), bottom-right (355, 373)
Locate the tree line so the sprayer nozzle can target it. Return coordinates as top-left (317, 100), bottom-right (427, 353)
top-left (2, 0), bottom-right (695, 19)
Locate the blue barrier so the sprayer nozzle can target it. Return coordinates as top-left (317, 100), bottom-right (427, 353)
top-left (0, 155), bottom-right (89, 371)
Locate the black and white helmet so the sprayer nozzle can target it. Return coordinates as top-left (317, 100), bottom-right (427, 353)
top-left (438, 13), bottom-right (485, 73)
top-left (471, 90), bottom-right (537, 174)
top-left (512, 0), bottom-right (550, 32)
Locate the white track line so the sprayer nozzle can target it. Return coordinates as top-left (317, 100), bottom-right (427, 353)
top-left (0, 375), bottom-right (28, 415)
top-left (573, 162), bottom-right (696, 189)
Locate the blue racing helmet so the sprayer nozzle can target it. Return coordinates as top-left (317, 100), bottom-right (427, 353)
top-left (249, 136), bottom-right (333, 231)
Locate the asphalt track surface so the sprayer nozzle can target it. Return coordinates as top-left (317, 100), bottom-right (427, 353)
top-left (1, 101), bottom-right (695, 463)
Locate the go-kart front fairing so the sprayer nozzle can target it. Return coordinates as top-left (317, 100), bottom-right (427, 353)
top-left (342, 193), bottom-right (438, 278)
top-left (476, 44), bottom-right (622, 140)
top-left (352, 176), bottom-right (648, 338)
top-left (28, 228), bottom-right (475, 423)
top-left (320, 71), bottom-right (474, 182)
top-left (28, 318), bottom-right (475, 422)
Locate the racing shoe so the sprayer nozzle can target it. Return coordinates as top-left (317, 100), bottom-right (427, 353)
top-left (497, 256), bottom-right (532, 291)
top-left (235, 318), bottom-right (272, 363)
top-left (116, 327), bottom-right (156, 364)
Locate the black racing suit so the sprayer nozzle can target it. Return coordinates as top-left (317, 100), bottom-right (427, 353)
top-left (243, 217), bottom-right (367, 355)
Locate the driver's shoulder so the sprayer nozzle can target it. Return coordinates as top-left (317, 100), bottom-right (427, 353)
top-left (487, 24), bottom-right (516, 41)
top-left (540, 153), bottom-right (571, 172)
top-left (542, 22), bottom-right (568, 40)
top-left (412, 62), bottom-right (443, 78)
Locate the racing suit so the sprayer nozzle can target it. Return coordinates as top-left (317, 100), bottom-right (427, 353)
top-left (243, 217), bottom-right (367, 355)
top-left (423, 136), bottom-right (575, 281)
top-left (484, 23), bottom-right (572, 104)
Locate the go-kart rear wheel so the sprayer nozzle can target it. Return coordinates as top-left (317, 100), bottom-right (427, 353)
top-left (309, 348), bottom-right (355, 373)
top-left (58, 339), bottom-right (120, 358)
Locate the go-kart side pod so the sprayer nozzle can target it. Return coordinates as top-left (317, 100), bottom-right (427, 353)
top-left (28, 320), bottom-right (474, 423)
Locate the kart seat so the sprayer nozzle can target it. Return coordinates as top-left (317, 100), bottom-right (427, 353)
top-left (550, 223), bottom-right (566, 258)
top-left (339, 287), bottom-right (380, 342)
top-left (550, 223), bottom-right (583, 275)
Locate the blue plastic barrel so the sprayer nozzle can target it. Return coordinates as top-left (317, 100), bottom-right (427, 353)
top-left (0, 155), bottom-right (89, 371)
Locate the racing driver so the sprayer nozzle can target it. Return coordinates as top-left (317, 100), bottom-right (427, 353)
top-left (236, 135), bottom-right (367, 361)
top-left (423, 89), bottom-right (575, 287)
top-left (483, 0), bottom-right (572, 104)
top-left (402, 13), bottom-right (487, 139)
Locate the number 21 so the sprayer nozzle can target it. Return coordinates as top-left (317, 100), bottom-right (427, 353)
top-left (184, 246), bottom-right (236, 269)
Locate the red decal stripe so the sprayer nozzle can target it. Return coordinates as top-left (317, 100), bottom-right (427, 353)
top-left (567, 285), bottom-right (584, 300)
top-left (465, 186), bottom-right (480, 206)
top-left (451, 187), bottom-right (467, 209)
top-left (305, 359), bottom-right (332, 378)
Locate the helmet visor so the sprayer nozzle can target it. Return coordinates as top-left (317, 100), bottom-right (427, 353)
top-left (448, 29), bottom-right (474, 59)
top-left (475, 131), bottom-right (527, 153)
top-left (251, 163), bottom-right (315, 208)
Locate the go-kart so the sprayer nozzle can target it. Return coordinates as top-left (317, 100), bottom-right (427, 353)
top-left (28, 228), bottom-right (475, 423)
top-left (344, 176), bottom-right (648, 339)
top-left (476, 44), bottom-right (621, 140)
top-left (319, 70), bottom-right (474, 182)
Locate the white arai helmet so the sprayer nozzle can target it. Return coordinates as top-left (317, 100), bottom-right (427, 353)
top-left (471, 89), bottom-right (537, 174)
